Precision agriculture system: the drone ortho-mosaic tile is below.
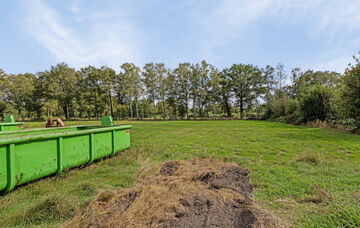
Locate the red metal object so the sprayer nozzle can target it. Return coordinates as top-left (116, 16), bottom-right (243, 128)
top-left (45, 118), bottom-right (65, 128)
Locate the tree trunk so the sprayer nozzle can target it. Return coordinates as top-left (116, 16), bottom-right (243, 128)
top-left (130, 101), bottom-right (133, 119)
top-left (162, 97), bottom-right (166, 120)
top-left (193, 96), bottom-right (196, 120)
top-left (17, 108), bottom-right (22, 121)
top-left (142, 104), bottom-right (144, 121)
top-left (109, 90), bottom-right (114, 117)
top-left (136, 101), bottom-right (139, 119)
top-left (224, 99), bottom-right (231, 118)
top-left (153, 100), bottom-right (156, 120)
top-left (94, 90), bottom-right (98, 119)
top-left (213, 105), bottom-right (217, 120)
top-left (240, 101), bottom-right (244, 120)
top-left (255, 102), bottom-right (259, 119)
top-left (62, 104), bottom-right (69, 120)
top-left (185, 98), bottom-right (189, 119)
top-left (173, 102), bottom-right (177, 120)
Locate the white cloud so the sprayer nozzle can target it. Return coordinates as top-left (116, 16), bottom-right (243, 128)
top-left (192, 0), bottom-right (360, 71)
top-left (196, 0), bottom-right (360, 43)
top-left (297, 39), bottom-right (360, 73)
top-left (21, 0), bottom-right (142, 70)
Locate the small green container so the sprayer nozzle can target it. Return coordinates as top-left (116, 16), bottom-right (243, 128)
top-left (0, 115), bottom-right (24, 132)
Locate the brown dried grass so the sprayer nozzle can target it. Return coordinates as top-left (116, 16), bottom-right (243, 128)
top-left (61, 159), bottom-right (285, 228)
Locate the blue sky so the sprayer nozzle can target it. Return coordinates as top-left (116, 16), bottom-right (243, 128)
top-left (0, 0), bottom-right (359, 74)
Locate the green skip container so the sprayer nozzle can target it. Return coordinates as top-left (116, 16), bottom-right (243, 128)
top-left (0, 117), bottom-right (131, 193)
top-left (0, 115), bottom-right (24, 132)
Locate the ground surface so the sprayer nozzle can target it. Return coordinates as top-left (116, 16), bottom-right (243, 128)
top-left (0, 120), bottom-right (359, 227)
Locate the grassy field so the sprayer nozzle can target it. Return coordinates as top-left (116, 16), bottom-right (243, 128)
top-left (1, 120), bottom-right (360, 227)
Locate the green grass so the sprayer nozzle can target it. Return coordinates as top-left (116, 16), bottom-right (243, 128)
top-left (1, 120), bottom-right (360, 227)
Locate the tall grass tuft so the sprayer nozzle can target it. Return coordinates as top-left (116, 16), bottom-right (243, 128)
top-left (302, 204), bottom-right (360, 228)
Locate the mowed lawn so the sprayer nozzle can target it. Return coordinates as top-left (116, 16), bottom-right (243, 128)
top-left (1, 120), bottom-right (360, 227)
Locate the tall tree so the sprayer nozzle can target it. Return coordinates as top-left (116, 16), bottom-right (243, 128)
top-left (190, 63), bottom-right (202, 119)
top-left (77, 66), bottom-right (107, 119)
top-left (120, 63), bottom-right (142, 119)
top-left (275, 63), bottom-right (287, 96)
top-left (339, 53), bottom-right (360, 121)
top-left (4, 73), bottom-right (37, 119)
top-left (142, 63), bottom-right (158, 119)
top-left (208, 67), bottom-right (221, 118)
top-left (39, 63), bottom-right (78, 119)
top-left (194, 60), bottom-right (212, 118)
top-left (166, 70), bottom-right (179, 119)
top-left (219, 68), bottom-right (233, 118)
top-left (262, 65), bottom-right (275, 96)
top-left (174, 63), bottom-right (191, 119)
top-left (101, 66), bottom-right (116, 117)
top-left (0, 69), bottom-right (7, 119)
top-left (155, 63), bottom-right (168, 119)
top-left (225, 64), bottom-right (263, 119)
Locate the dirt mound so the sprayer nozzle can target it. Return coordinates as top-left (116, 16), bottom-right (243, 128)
top-left (62, 159), bottom-right (284, 228)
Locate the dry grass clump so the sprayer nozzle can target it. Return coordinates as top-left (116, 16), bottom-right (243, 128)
top-left (306, 120), bottom-right (330, 129)
top-left (62, 159), bottom-right (285, 228)
top-left (300, 184), bottom-right (332, 204)
top-left (297, 152), bottom-right (323, 165)
top-left (20, 196), bottom-right (76, 226)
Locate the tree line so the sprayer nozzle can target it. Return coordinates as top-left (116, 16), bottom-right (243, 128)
top-left (0, 53), bottom-right (359, 130)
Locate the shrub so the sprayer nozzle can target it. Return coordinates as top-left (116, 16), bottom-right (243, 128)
top-left (284, 99), bottom-right (300, 124)
top-left (337, 61), bottom-right (360, 131)
top-left (272, 97), bottom-right (289, 118)
top-left (298, 84), bottom-right (333, 122)
top-left (264, 98), bottom-right (301, 124)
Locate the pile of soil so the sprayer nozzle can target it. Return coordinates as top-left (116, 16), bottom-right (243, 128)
top-left (62, 159), bottom-right (284, 228)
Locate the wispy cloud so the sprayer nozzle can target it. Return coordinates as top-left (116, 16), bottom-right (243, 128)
top-left (297, 38), bottom-right (360, 72)
top-left (192, 0), bottom-right (360, 72)
top-left (21, 0), bottom-right (142, 69)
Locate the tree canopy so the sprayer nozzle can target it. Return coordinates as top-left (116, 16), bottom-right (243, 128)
top-left (1, 53), bottom-right (360, 131)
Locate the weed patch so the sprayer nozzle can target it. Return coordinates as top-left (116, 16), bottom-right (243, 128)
top-left (301, 204), bottom-right (360, 227)
top-left (18, 196), bottom-right (76, 226)
top-left (300, 184), bottom-right (332, 204)
top-left (297, 152), bottom-right (322, 165)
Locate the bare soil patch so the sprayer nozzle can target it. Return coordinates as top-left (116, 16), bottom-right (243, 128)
top-left (62, 159), bottom-right (284, 228)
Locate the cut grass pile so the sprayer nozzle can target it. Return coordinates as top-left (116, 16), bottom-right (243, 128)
top-left (62, 159), bottom-right (284, 227)
top-left (0, 120), bottom-right (359, 227)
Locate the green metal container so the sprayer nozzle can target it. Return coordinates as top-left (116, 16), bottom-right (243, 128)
top-left (0, 123), bottom-right (131, 193)
top-left (0, 115), bottom-right (24, 132)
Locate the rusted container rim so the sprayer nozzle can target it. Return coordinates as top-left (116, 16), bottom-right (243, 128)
top-left (0, 125), bottom-right (132, 146)
top-left (0, 122), bottom-right (24, 126)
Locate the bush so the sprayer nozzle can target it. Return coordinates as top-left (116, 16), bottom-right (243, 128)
top-left (273, 97), bottom-right (288, 118)
top-left (339, 62), bottom-right (360, 121)
top-left (263, 98), bottom-right (301, 124)
top-left (298, 84), bottom-right (333, 122)
top-left (284, 99), bottom-right (300, 124)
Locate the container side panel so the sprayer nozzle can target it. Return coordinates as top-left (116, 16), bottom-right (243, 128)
top-left (93, 132), bottom-right (112, 160)
top-left (2, 126), bottom-right (19, 131)
top-left (63, 135), bottom-right (90, 169)
top-left (114, 129), bottom-right (130, 152)
top-left (0, 146), bottom-right (7, 191)
top-left (15, 140), bottom-right (58, 184)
